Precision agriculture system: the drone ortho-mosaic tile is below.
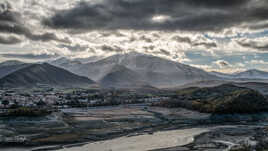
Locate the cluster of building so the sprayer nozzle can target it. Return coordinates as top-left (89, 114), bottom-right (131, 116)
top-left (0, 88), bottom-right (172, 110)
top-left (0, 135), bottom-right (27, 144)
top-left (0, 89), bottom-right (59, 109)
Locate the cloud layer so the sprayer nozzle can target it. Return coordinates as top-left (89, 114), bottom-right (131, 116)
top-left (0, 0), bottom-right (268, 72)
top-left (44, 0), bottom-right (268, 31)
top-left (0, 1), bottom-right (68, 43)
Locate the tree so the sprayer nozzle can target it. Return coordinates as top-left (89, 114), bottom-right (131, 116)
top-left (37, 100), bottom-right (47, 107)
top-left (10, 100), bottom-right (19, 109)
top-left (2, 100), bottom-right (9, 108)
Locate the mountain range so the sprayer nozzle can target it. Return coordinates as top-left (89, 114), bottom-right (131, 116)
top-left (51, 52), bottom-right (219, 88)
top-left (211, 69), bottom-right (268, 80)
top-left (0, 52), bottom-right (267, 89)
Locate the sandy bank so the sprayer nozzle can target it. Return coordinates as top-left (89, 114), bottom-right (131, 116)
top-left (58, 128), bottom-right (208, 151)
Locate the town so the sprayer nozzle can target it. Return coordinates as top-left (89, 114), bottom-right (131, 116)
top-left (0, 87), bottom-right (172, 115)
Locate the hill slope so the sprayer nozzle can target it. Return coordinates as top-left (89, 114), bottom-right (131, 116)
top-left (99, 65), bottom-right (149, 88)
top-left (0, 63), bottom-right (96, 88)
top-left (154, 84), bottom-right (268, 114)
top-left (0, 60), bottom-right (30, 78)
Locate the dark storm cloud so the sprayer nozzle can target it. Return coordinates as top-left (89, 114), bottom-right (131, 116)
top-left (0, 1), bottom-right (67, 43)
top-left (140, 35), bottom-right (153, 43)
top-left (0, 35), bottom-right (21, 44)
top-left (192, 42), bottom-right (217, 49)
top-left (26, 33), bottom-right (69, 43)
top-left (250, 23), bottom-right (268, 30)
top-left (172, 35), bottom-right (217, 49)
top-left (58, 44), bottom-right (88, 52)
top-left (218, 61), bottom-right (229, 67)
top-left (151, 49), bottom-right (173, 57)
top-left (101, 44), bottom-right (124, 52)
top-left (214, 60), bottom-right (231, 68)
top-left (237, 40), bottom-right (268, 51)
top-left (43, 0), bottom-right (268, 32)
top-left (1, 53), bottom-right (59, 59)
top-left (172, 36), bottom-right (192, 44)
top-left (0, 2), bottom-right (20, 23)
top-left (143, 45), bottom-right (155, 51)
top-left (181, 0), bottom-right (250, 8)
top-left (159, 49), bottom-right (171, 56)
top-left (0, 22), bottom-right (67, 43)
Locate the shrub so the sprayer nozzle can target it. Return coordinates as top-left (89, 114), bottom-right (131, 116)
top-left (6, 107), bottom-right (51, 117)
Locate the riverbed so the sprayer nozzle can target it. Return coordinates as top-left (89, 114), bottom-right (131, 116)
top-left (58, 128), bottom-right (208, 151)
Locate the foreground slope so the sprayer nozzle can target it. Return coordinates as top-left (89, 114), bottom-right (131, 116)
top-left (0, 63), bottom-right (95, 88)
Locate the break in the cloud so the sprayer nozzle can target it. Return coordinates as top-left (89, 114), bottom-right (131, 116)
top-left (1, 0), bottom-right (268, 72)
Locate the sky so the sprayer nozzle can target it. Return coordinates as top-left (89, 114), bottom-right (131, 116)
top-left (1, 0), bottom-right (268, 73)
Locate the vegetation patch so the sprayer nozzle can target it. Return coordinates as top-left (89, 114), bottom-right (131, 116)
top-left (32, 133), bottom-right (81, 144)
top-left (153, 84), bottom-right (268, 114)
top-left (4, 107), bottom-right (52, 117)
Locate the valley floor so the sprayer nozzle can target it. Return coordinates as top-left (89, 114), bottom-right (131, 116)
top-left (1, 105), bottom-right (268, 151)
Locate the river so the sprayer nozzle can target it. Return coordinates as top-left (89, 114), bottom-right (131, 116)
top-left (57, 128), bottom-right (208, 151)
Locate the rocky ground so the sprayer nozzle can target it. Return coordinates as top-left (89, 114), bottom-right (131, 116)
top-left (153, 125), bottom-right (266, 151)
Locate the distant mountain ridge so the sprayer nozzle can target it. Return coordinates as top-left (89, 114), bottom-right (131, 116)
top-left (211, 69), bottom-right (268, 80)
top-left (0, 60), bottom-right (31, 78)
top-left (0, 63), bottom-right (96, 88)
top-left (0, 60), bottom-right (25, 66)
top-left (235, 69), bottom-right (268, 79)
